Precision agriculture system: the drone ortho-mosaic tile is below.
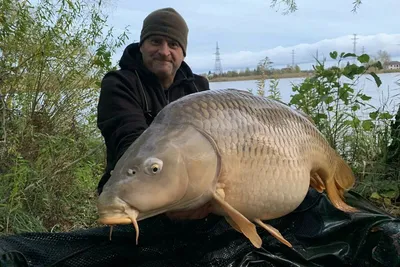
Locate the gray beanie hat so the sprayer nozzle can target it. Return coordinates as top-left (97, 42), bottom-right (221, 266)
top-left (140, 8), bottom-right (189, 56)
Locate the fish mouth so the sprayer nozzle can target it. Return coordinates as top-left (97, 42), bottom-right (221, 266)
top-left (97, 200), bottom-right (140, 244)
top-left (97, 192), bottom-right (210, 243)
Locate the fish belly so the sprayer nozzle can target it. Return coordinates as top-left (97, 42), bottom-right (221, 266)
top-left (214, 130), bottom-right (313, 220)
top-left (222, 158), bottom-right (310, 220)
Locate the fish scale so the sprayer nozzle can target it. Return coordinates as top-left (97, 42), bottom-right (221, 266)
top-left (191, 107), bottom-right (307, 217)
top-left (163, 89), bottom-right (354, 217)
top-left (97, 88), bottom-right (358, 249)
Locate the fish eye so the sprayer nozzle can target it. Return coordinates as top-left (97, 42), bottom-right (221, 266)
top-left (151, 163), bottom-right (160, 174)
top-left (144, 158), bottom-right (163, 175)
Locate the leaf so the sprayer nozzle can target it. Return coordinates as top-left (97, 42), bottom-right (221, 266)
top-left (370, 192), bottom-right (381, 200)
top-left (357, 54), bottom-right (370, 63)
top-left (359, 94), bottom-right (372, 101)
top-left (371, 61), bottom-right (383, 70)
top-left (352, 104), bottom-right (360, 111)
top-left (301, 82), bottom-right (314, 91)
top-left (369, 111), bottom-right (379, 120)
top-left (356, 65), bottom-right (366, 74)
top-left (369, 72), bottom-right (382, 87)
top-left (289, 94), bottom-right (302, 105)
top-left (343, 120), bottom-right (353, 126)
top-left (384, 198), bottom-right (391, 206)
top-left (329, 51), bottom-right (338, 60)
top-left (316, 113), bottom-right (328, 120)
top-left (379, 112), bottom-right (393, 120)
top-left (352, 117), bottom-right (361, 127)
top-left (362, 120), bottom-right (374, 131)
top-left (343, 53), bottom-right (356, 58)
top-left (380, 190), bottom-right (398, 199)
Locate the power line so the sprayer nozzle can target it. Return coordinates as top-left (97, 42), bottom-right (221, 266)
top-left (352, 34), bottom-right (358, 54)
top-left (214, 42), bottom-right (223, 75)
top-left (352, 34), bottom-right (359, 62)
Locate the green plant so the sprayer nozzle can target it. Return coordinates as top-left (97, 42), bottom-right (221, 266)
top-left (0, 0), bottom-right (128, 234)
top-left (288, 51), bottom-right (398, 215)
top-left (267, 78), bottom-right (281, 100)
top-left (270, 0), bottom-right (362, 14)
top-left (289, 52), bottom-right (388, 152)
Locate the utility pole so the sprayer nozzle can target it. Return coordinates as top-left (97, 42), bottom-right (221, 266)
top-left (214, 42), bottom-right (223, 76)
top-left (291, 49), bottom-right (295, 68)
top-left (352, 34), bottom-right (358, 62)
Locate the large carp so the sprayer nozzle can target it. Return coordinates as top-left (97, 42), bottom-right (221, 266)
top-left (97, 88), bottom-right (357, 248)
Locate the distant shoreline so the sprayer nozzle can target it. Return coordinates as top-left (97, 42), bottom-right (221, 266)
top-left (208, 69), bottom-right (400, 83)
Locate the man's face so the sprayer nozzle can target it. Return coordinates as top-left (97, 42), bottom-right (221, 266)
top-left (140, 35), bottom-right (185, 80)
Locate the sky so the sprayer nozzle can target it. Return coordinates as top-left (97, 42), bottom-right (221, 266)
top-left (103, 0), bottom-right (400, 74)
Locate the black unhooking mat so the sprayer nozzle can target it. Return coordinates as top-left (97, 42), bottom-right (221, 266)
top-left (1, 189), bottom-right (399, 267)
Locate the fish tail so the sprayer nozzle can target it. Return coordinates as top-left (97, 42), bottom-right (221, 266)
top-left (325, 155), bottom-right (358, 213)
top-left (334, 155), bottom-right (356, 194)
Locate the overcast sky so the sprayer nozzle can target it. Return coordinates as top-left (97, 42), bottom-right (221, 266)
top-left (104, 0), bottom-right (400, 74)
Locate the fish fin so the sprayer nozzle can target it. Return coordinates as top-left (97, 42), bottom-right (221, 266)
top-left (310, 172), bottom-right (325, 193)
top-left (212, 191), bottom-right (262, 248)
top-left (225, 217), bottom-right (242, 233)
top-left (316, 152), bottom-right (358, 213)
top-left (217, 184), bottom-right (241, 232)
top-left (254, 219), bottom-right (292, 248)
top-left (334, 156), bottom-right (356, 193)
top-left (325, 177), bottom-right (359, 213)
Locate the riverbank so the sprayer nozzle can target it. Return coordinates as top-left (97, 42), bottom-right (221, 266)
top-left (208, 69), bottom-right (400, 83)
top-left (209, 72), bottom-right (311, 82)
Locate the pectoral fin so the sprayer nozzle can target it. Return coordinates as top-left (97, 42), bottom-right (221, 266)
top-left (225, 217), bottom-right (242, 233)
top-left (326, 178), bottom-right (358, 213)
top-left (212, 191), bottom-right (262, 248)
top-left (254, 219), bottom-right (292, 248)
top-left (310, 172), bottom-right (325, 193)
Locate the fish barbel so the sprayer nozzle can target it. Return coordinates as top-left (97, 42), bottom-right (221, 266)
top-left (97, 88), bottom-right (358, 248)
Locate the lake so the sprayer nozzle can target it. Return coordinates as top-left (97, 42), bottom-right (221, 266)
top-left (209, 72), bottom-right (400, 116)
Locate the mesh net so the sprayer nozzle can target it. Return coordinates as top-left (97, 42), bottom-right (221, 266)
top-left (1, 189), bottom-right (399, 267)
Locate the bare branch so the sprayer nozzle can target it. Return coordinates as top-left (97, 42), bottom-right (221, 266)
top-left (270, 0), bottom-right (297, 14)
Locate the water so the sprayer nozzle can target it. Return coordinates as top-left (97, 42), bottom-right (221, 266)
top-left (209, 73), bottom-right (400, 116)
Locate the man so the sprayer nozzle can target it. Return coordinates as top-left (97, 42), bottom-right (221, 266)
top-left (96, 8), bottom-right (210, 218)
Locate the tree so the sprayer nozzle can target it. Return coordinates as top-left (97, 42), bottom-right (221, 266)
top-left (0, 0), bottom-right (129, 233)
top-left (375, 50), bottom-right (391, 65)
top-left (270, 0), bottom-right (363, 14)
top-left (255, 56), bottom-right (273, 96)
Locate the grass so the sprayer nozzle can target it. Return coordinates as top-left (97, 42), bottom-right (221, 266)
top-left (209, 72), bottom-right (312, 82)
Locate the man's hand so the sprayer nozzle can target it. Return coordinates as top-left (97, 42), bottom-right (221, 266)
top-left (165, 202), bottom-right (213, 220)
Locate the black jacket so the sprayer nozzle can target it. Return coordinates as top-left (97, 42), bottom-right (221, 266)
top-left (96, 43), bottom-right (210, 194)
